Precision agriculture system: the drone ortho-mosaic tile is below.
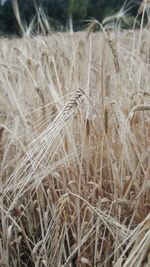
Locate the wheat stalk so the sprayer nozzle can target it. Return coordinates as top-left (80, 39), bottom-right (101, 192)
top-left (0, 89), bottom-right (85, 205)
top-left (128, 103), bottom-right (150, 123)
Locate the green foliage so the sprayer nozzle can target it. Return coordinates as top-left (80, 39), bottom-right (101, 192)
top-left (67, 0), bottom-right (89, 20)
top-left (0, 1), bottom-right (16, 34)
top-left (17, 0), bottom-right (35, 24)
top-left (0, 0), bottom-right (142, 35)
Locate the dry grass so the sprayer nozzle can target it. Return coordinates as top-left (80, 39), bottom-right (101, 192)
top-left (0, 20), bottom-right (150, 267)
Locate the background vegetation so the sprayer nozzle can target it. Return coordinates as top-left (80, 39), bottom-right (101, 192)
top-left (0, 0), bottom-right (142, 35)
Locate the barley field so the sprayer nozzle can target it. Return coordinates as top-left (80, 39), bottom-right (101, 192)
top-left (0, 22), bottom-right (150, 267)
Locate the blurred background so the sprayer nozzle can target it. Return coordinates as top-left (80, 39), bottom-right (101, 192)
top-left (0, 0), bottom-right (143, 36)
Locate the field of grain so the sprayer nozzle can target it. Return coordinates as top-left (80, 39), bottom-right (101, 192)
top-left (0, 24), bottom-right (150, 267)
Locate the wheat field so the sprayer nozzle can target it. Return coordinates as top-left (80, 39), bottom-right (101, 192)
top-left (0, 19), bottom-right (150, 267)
